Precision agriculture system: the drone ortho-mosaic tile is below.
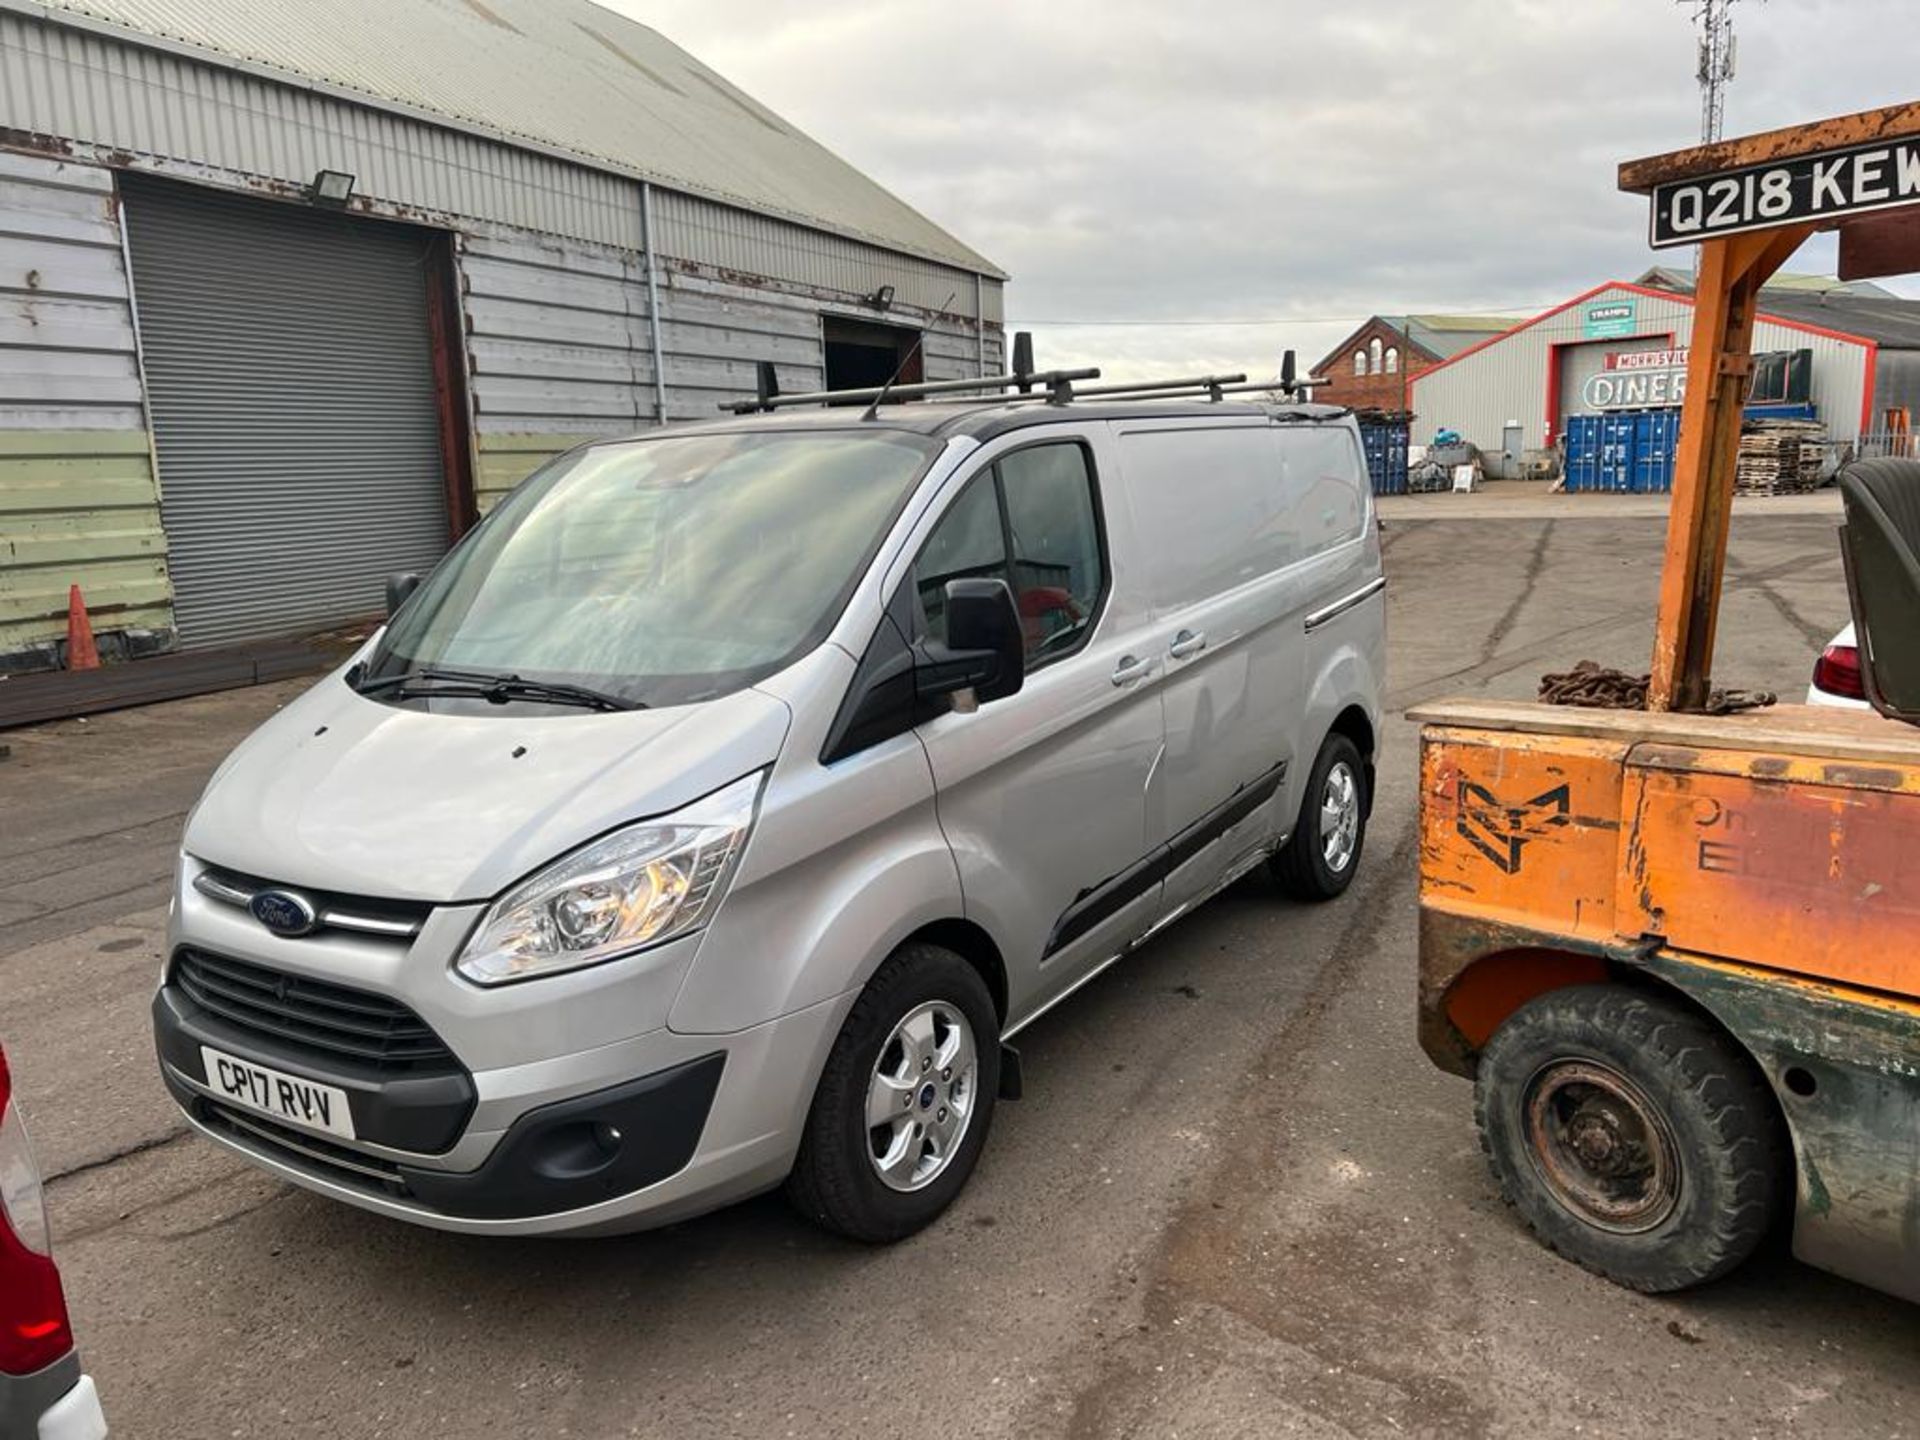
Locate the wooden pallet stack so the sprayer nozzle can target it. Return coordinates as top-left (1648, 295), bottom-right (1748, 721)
top-left (1735, 420), bottom-right (1827, 495)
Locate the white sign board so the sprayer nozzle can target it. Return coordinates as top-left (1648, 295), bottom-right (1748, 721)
top-left (1581, 347), bottom-right (1691, 411)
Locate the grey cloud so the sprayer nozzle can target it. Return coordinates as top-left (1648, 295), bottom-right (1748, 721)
top-left (611, 0), bottom-right (1920, 379)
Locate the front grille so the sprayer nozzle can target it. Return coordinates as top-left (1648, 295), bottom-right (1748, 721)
top-left (200, 1100), bottom-right (412, 1201)
top-left (173, 948), bottom-right (458, 1073)
top-left (194, 864), bottom-right (431, 941)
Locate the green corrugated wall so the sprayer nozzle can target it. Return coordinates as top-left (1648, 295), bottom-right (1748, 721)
top-left (475, 433), bottom-right (586, 514)
top-left (0, 430), bottom-right (172, 652)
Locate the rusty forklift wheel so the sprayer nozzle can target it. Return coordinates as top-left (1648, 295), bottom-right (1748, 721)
top-left (1474, 984), bottom-right (1789, 1293)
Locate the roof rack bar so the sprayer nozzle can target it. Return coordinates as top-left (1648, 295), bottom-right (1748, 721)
top-left (722, 367), bottom-right (1100, 414)
top-left (1063, 373), bottom-right (1248, 399)
top-left (1001, 378), bottom-right (1307, 406)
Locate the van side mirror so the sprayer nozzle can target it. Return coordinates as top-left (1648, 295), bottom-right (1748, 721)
top-left (917, 578), bottom-right (1024, 707)
top-left (386, 571), bottom-right (422, 619)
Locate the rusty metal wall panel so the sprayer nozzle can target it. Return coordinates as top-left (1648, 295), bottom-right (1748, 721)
top-left (0, 150), bottom-right (146, 430)
top-left (120, 174), bottom-right (448, 647)
top-left (2, 11), bottom-right (1008, 347)
top-left (462, 228), bottom-right (1005, 511)
top-left (656, 270), bottom-right (999, 422)
top-left (464, 227), bottom-right (1002, 433)
top-left (0, 9), bottom-right (645, 251)
top-left (7, 0), bottom-right (1003, 277)
top-left (461, 230), bottom-right (657, 440)
top-left (650, 187), bottom-right (1004, 322)
top-left (2, 8), bottom-right (1007, 344)
top-left (0, 150), bottom-right (172, 657)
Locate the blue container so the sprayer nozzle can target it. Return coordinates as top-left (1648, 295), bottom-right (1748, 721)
top-left (1565, 408), bottom-right (1682, 493)
top-left (1636, 409), bottom-right (1679, 492)
top-left (1358, 419), bottom-right (1409, 496)
top-left (1564, 414), bottom-right (1602, 492)
top-left (1567, 402), bottom-right (1820, 494)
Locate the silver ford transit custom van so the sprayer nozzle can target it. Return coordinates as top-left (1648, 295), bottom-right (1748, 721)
top-left (154, 391), bottom-right (1384, 1241)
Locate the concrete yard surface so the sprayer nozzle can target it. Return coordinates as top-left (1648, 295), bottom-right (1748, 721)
top-left (1, 494), bottom-right (1915, 1439)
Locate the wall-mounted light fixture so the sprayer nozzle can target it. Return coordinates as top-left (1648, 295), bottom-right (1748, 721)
top-left (864, 284), bottom-right (896, 311)
top-left (309, 169), bottom-right (356, 207)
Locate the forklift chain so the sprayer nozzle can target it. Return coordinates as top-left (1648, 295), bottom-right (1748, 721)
top-left (1537, 660), bottom-right (1775, 715)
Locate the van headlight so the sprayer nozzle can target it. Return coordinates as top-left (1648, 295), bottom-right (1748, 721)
top-left (456, 772), bottom-right (762, 986)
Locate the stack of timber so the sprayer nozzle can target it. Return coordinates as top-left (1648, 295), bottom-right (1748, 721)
top-left (1735, 420), bottom-right (1827, 495)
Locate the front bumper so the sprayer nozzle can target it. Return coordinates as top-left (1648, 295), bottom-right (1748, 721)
top-left (157, 1013), bottom-right (724, 1221)
top-left (158, 858), bottom-right (852, 1234)
top-left (158, 997), bottom-right (847, 1235)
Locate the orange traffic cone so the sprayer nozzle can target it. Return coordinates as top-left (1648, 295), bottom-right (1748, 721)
top-left (66, 584), bottom-right (99, 670)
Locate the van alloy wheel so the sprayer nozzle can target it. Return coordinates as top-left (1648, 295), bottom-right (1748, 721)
top-left (1320, 760), bottom-right (1362, 873)
top-left (1271, 732), bottom-right (1367, 901)
top-left (788, 943), bottom-right (1000, 1242)
top-left (867, 1001), bottom-right (978, 1192)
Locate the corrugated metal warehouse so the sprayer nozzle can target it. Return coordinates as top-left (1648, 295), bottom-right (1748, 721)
top-left (0, 0), bottom-right (1006, 668)
top-left (1409, 280), bottom-right (1882, 459)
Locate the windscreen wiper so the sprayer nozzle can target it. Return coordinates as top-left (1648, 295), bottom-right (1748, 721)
top-left (353, 666), bottom-right (643, 712)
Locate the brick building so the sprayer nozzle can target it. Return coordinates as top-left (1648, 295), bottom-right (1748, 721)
top-left (1311, 314), bottom-right (1520, 412)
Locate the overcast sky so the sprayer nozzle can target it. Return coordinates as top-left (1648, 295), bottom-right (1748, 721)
top-left (609, 1), bottom-right (1919, 382)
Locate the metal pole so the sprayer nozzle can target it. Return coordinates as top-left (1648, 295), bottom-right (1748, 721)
top-left (640, 182), bottom-right (669, 425)
top-left (974, 273), bottom-right (986, 377)
top-left (1648, 223), bottom-right (1811, 710)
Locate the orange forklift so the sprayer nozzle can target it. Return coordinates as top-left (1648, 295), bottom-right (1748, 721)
top-left (1415, 104), bottom-right (1920, 1301)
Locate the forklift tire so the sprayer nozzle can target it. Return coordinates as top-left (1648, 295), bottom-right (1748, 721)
top-left (1474, 984), bottom-right (1788, 1293)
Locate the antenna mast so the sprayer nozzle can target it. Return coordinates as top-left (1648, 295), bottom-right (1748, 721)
top-left (1684, 0), bottom-right (1743, 144)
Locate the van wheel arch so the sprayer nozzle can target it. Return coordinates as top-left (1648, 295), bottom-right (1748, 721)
top-left (902, 917), bottom-right (1008, 1028)
top-left (1326, 704), bottom-right (1376, 815)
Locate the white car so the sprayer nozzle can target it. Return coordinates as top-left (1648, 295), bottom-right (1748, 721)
top-left (1808, 622), bottom-right (1870, 709)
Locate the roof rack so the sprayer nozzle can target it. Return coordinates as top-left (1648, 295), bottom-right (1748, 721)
top-left (722, 362), bottom-right (1098, 414)
top-left (1029, 378), bottom-right (1320, 405)
top-left (718, 334), bottom-right (1312, 415)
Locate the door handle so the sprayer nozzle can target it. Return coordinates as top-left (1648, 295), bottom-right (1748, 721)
top-left (1111, 654), bottom-right (1153, 687)
top-left (1168, 629), bottom-right (1207, 660)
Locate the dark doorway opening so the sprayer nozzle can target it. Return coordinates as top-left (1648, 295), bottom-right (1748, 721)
top-left (823, 315), bottom-right (923, 396)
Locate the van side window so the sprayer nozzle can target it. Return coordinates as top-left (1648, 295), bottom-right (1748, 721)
top-left (913, 474), bottom-right (1008, 647)
top-left (999, 443), bottom-right (1104, 665)
top-left (911, 442), bottom-right (1106, 671)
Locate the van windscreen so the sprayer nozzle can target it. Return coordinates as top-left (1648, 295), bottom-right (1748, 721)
top-left (361, 430), bottom-right (938, 708)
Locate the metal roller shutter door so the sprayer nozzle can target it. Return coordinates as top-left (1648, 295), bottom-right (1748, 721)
top-left (121, 177), bottom-right (450, 648)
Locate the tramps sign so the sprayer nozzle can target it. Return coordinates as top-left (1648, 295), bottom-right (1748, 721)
top-left (1650, 137), bottom-right (1920, 247)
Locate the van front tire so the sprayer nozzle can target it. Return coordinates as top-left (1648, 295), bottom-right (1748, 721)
top-left (787, 943), bottom-right (1001, 1243)
top-left (1271, 731), bottom-right (1367, 900)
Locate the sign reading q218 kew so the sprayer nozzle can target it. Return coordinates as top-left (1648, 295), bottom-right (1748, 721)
top-left (1649, 137), bottom-right (1920, 248)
